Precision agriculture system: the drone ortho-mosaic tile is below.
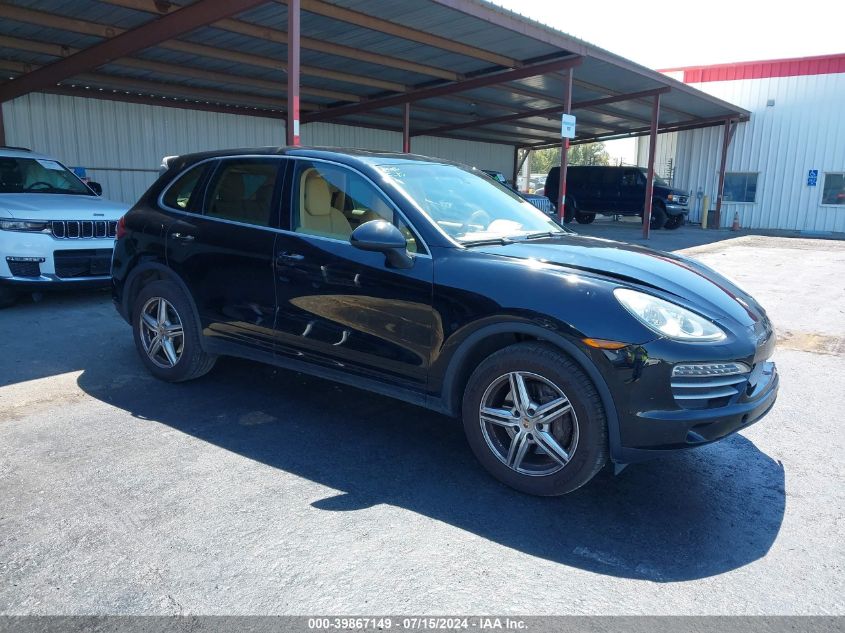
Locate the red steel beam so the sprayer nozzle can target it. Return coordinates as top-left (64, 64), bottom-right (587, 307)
top-left (413, 87), bottom-right (671, 138)
top-left (287, 0), bottom-right (301, 146)
top-left (302, 56), bottom-right (583, 124)
top-left (0, 0), bottom-right (268, 103)
top-left (642, 93), bottom-right (661, 239)
top-left (714, 118), bottom-right (737, 228)
top-left (403, 102), bottom-right (411, 153)
top-left (526, 113), bottom-right (750, 150)
top-left (557, 69), bottom-right (573, 223)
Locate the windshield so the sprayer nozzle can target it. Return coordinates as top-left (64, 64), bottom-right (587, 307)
top-left (0, 157), bottom-right (93, 195)
top-left (376, 163), bottom-right (565, 243)
top-left (641, 169), bottom-right (670, 187)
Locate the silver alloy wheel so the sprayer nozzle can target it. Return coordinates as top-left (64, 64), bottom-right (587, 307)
top-left (138, 297), bottom-right (184, 369)
top-left (479, 371), bottom-right (579, 476)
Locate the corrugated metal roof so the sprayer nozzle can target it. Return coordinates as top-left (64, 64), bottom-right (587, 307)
top-left (0, 0), bottom-right (749, 147)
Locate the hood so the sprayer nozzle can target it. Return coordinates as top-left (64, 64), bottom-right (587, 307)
top-left (0, 193), bottom-right (128, 220)
top-left (471, 235), bottom-right (766, 327)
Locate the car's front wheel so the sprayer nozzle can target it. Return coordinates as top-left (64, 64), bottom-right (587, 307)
top-left (0, 286), bottom-right (17, 309)
top-left (132, 280), bottom-right (216, 382)
top-left (461, 342), bottom-right (608, 496)
top-left (575, 212), bottom-right (596, 224)
top-left (665, 214), bottom-right (685, 230)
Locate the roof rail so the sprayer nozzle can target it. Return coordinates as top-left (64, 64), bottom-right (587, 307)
top-left (0, 145), bottom-right (32, 152)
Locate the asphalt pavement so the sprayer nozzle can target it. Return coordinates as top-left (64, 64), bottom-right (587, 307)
top-left (0, 232), bottom-right (843, 615)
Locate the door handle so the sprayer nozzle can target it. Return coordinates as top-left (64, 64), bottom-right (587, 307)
top-left (276, 252), bottom-right (305, 264)
top-left (170, 232), bottom-right (195, 242)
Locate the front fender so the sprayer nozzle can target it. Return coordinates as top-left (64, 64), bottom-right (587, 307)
top-left (431, 319), bottom-right (624, 463)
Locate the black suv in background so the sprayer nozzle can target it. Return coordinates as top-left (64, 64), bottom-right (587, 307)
top-left (111, 147), bottom-right (778, 496)
top-left (544, 166), bottom-right (690, 229)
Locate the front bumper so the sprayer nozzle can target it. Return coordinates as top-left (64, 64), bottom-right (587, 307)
top-left (665, 203), bottom-right (689, 216)
top-left (1, 230), bottom-right (114, 290)
top-left (615, 362), bottom-right (778, 463)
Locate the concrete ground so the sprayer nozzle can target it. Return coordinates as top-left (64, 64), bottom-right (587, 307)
top-left (1, 231), bottom-right (843, 615)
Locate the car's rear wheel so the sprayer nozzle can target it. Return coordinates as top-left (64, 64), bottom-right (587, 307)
top-left (461, 342), bottom-right (608, 496)
top-left (132, 280), bottom-right (216, 382)
top-left (665, 214), bottom-right (685, 230)
top-left (575, 212), bottom-right (596, 224)
top-left (0, 287), bottom-right (17, 309)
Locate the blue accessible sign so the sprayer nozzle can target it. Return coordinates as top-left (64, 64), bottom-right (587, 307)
top-left (807, 169), bottom-right (818, 186)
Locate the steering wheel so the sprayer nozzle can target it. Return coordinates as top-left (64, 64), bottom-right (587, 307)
top-left (25, 181), bottom-right (53, 191)
top-left (459, 209), bottom-right (491, 235)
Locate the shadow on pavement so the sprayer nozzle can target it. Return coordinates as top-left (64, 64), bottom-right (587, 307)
top-left (76, 349), bottom-right (786, 583)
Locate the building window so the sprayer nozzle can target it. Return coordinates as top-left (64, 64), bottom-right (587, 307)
top-left (822, 173), bottom-right (845, 206)
top-left (723, 172), bottom-right (758, 203)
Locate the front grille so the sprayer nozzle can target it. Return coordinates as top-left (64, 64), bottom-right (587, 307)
top-left (51, 220), bottom-right (117, 239)
top-left (524, 195), bottom-right (555, 214)
top-left (671, 372), bottom-right (749, 409)
top-left (53, 249), bottom-right (113, 278)
top-left (7, 260), bottom-right (41, 277)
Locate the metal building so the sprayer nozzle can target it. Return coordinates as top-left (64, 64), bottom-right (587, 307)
top-left (641, 54), bottom-right (845, 233)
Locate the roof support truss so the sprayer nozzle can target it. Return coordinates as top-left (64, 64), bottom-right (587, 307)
top-left (0, 0), bottom-right (268, 103)
top-left (303, 56), bottom-right (583, 123)
top-left (413, 87), bottom-right (671, 137)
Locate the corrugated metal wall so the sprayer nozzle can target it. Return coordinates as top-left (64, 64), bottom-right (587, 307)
top-left (640, 72), bottom-right (845, 232)
top-left (2, 93), bottom-right (515, 205)
top-left (635, 132), bottom-right (678, 182)
top-left (2, 93), bottom-right (285, 205)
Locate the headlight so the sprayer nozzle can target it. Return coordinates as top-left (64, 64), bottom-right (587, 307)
top-left (614, 288), bottom-right (726, 342)
top-left (0, 219), bottom-right (50, 232)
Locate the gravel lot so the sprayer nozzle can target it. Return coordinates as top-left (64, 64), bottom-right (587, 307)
top-left (1, 232), bottom-right (843, 615)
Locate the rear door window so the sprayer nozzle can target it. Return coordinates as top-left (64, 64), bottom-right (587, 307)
top-left (204, 158), bottom-right (282, 227)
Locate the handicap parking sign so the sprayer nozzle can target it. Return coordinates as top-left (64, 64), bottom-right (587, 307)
top-left (808, 169), bottom-right (818, 186)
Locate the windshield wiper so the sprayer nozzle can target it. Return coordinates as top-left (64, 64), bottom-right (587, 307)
top-left (514, 231), bottom-right (567, 241)
top-left (461, 236), bottom-right (515, 247)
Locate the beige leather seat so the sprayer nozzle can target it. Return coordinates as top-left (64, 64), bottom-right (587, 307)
top-left (298, 170), bottom-right (352, 239)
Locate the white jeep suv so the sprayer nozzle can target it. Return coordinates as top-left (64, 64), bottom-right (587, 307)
top-left (0, 147), bottom-right (128, 307)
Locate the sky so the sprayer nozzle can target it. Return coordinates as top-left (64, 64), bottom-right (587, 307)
top-left (491, 0), bottom-right (844, 70)
top-left (492, 0), bottom-right (843, 166)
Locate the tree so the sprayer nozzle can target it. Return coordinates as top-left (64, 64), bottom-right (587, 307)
top-left (530, 142), bottom-right (611, 174)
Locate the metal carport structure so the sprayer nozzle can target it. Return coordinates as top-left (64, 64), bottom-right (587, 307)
top-left (0, 0), bottom-right (750, 237)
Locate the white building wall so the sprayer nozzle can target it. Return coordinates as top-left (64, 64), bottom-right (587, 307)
top-left (2, 92), bottom-right (286, 205)
top-left (641, 71), bottom-right (845, 232)
top-left (635, 131), bottom-right (678, 183)
top-left (3, 93), bottom-right (515, 205)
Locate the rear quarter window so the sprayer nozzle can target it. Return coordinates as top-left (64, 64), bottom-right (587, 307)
top-left (161, 163), bottom-right (208, 212)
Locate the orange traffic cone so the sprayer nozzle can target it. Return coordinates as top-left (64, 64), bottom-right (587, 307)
top-left (731, 212), bottom-right (740, 231)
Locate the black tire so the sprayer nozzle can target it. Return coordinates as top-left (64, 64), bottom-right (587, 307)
top-left (131, 279), bottom-right (216, 382)
top-left (461, 342), bottom-right (608, 496)
top-left (575, 213), bottom-right (596, 225)
top-left (0, 287), bottom-right (17, 309)
top-left (644, 202), bottom-right (668, 229)
top-left (664, 214), bottom-right (685, 230)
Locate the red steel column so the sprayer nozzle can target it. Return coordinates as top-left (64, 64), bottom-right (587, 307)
top-left (286, 0), bottom-right (301, 146)
top-left (714, 118), bottom-right (733, 228)
top-left (642, 93), bottom-right (661, 239)
top-left (556, 68), bottom-right (573, 223)
top-left (403, 102), bottom-right (410, 153)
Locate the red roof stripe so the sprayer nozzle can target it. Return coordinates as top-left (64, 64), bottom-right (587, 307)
top-left (660, 53), bottom-right (845, 83)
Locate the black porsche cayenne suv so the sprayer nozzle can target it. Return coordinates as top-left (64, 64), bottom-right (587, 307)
top-left (112, 147), bottom-right (779, 496)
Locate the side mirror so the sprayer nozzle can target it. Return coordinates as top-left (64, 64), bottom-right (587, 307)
top-left (87, 181), bottom-right (103, 196)
top-left (350, 220), bottom-right (413, 269)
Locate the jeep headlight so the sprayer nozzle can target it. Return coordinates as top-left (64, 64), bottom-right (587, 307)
top-left (614, 288), bottom-right (726, 342)
top-left (0, 219), bottom-right (50, 232)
